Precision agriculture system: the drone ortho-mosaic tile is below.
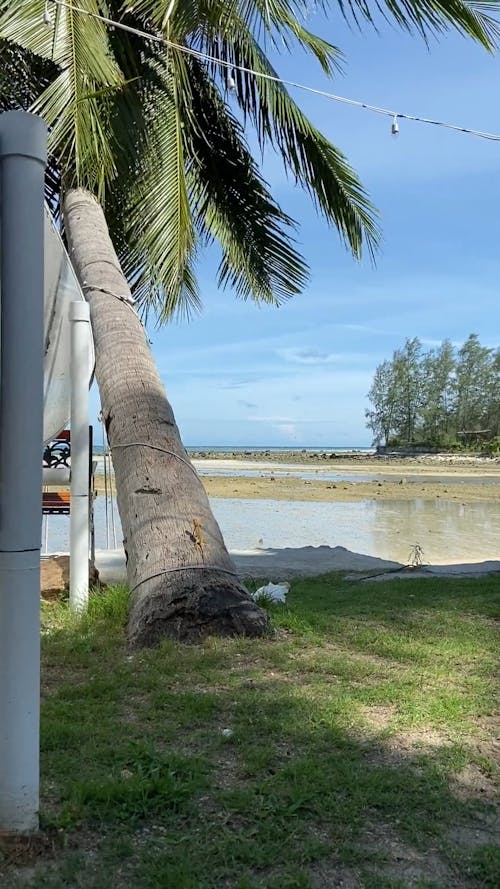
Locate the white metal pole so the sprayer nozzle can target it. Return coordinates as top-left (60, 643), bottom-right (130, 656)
top-left (0, 111), bottom-right (47, 833)
top-left (69, 301), bottom-right (90, 611)
top-left (44, 516), bottom-right (49, 555)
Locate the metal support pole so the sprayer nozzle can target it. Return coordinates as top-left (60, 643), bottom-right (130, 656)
top-left (0, 111), bottom-right (47, 833)
top-left (69, 301), bottom-right (90, 611)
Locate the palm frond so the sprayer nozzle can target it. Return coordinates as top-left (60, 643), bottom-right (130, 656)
top-left (120, 48), bottom-right (199, 322)
top-left (125, 1), bottom-right (343, 71)
top-left (237, 1), bottom-right (344, 72)
top-left (0, 35), bottom-right (55, 108)
top-left (124, 2), bottom-right (378, 258)
top-left (184, 58), bottom-right (309, 305)
top-left (0, 39), bottom-right (61, 205)
top-left (4, 0), bottom-right (497, 322)
top-left (317, 0), bottom-right (500, 48)
top-left (119, 0), bottom-right (231, 32)
top-left (0, 0), bottom-right (124, 198)
top-left (124, 0), bottom-right (500, 50)
top-left (200, 25), bottom-right (379, 258)
top-left (0, 1), bottom-right (122, 79)
top-left (268, 15), bottom-right (344, 74)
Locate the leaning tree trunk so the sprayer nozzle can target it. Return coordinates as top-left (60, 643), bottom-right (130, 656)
top-left (63, 189), bottom-right (269, 647)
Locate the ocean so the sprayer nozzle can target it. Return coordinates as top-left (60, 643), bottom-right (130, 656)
top-left (93, 444), bottom-right (374, 455)
top-left (187, 445), bottom-right (373, 453)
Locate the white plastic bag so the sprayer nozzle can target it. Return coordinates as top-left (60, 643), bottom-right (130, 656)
top-left (252, 581), bottom-right (289, 604)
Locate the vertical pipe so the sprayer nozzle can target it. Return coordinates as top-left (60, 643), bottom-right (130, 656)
top-left (69, 301), bottom-right (90, 611)
top-left (89, 426), bottom-right (96, 570)
top-left (0, 111), bottom-right (47, 833)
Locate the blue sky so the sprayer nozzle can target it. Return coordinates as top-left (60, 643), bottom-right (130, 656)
top-left (91, 9), bottom-right (500, 447)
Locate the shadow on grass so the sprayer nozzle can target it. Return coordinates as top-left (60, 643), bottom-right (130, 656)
top-left (2, 576), bottom-right (499, 888)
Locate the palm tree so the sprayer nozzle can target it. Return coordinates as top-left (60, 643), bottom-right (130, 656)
top-left (1, 0), bottom-right (498, 646)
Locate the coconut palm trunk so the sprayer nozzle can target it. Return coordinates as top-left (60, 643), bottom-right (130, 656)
top-left (64, 188), bottom-right (269, 647)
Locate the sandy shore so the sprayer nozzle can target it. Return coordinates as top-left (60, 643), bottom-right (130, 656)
top-left (91, 546), bottom-right (500, 585)
top-left (90, 452), bottom-right (500, 503)
top-left (187, 449), bottom-right (500, 469)
top-left (201, 453), bottom-right (500, 501)
top-left (198, 474), bottom-right (500, 503)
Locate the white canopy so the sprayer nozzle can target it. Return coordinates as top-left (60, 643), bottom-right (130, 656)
top-left (43, 206), bottom-right (95, 443)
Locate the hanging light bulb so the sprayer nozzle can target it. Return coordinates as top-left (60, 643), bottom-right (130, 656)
top-left (42, 1), bottom-right (52, 26)
top-left (391, 115), bottom-right (399, 136)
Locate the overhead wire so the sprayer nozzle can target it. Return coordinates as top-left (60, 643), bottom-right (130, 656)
top-left (46, 0), bottom-right (500, 142)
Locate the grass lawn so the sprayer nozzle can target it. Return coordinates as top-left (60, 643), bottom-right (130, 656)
top-left (1, 573), bottom-right (499, 888)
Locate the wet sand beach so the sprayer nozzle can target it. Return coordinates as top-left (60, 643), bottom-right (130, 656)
top-left (199, 473), bottom-right (500, 503)
top-left (92, 451), bottom-right (500, 503)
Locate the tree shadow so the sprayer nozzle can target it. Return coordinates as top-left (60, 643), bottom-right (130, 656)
top-left (17, 579), bottom-right (498, 888)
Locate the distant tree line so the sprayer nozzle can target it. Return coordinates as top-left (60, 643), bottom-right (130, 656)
top-left (366, 335), bottom-right (500, 450)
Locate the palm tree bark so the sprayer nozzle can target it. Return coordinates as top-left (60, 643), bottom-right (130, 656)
top-left (63, 188), bottom-right (269, 647)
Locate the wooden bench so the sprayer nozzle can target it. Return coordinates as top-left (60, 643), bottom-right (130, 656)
top-left (42, 490), bottom-right (71, 515)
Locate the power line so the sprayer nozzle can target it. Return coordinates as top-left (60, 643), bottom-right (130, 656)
top-left (46, 0), bottom-right (500, 142)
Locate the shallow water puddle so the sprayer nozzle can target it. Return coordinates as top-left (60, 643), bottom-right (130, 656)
top-left (44, 496), bottom-right (500, 565)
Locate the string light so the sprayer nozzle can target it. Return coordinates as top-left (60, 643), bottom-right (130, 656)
top-left (42, 0), bottom-right (52, 26)
top-left (46, 0), bottom-right (500, 143)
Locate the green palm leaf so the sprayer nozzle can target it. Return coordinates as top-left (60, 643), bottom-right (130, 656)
top-left (125, 0), bottom-right (500, 49)
top-left (121, 48), bottom-right (199, 321)
top-left (199, 23), bottom-right (379, 258)
top-left (185, 58), bottom-right (309, 305)
top-left (324, 0), bottom-right (500, 48)
top-left (233, 2), bottom-right (345, 73)
top-left (0, 35), bottom-right (55, 111)
top-left (3, 0), bottom-right (500, 318)
top-left (127, 1), bottom-right (344, 72)
top-left (126, 1), bottom-right (378, 259)
top-left (0, 0), bottom-right (123, 197)
top-left (0, 38), bottom-right (61, 204)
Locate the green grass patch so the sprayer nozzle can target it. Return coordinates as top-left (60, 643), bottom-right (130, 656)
top-left (465, 845), bottom-right (500, 887)
top-left (1, 574), bottom-right (499, 888)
